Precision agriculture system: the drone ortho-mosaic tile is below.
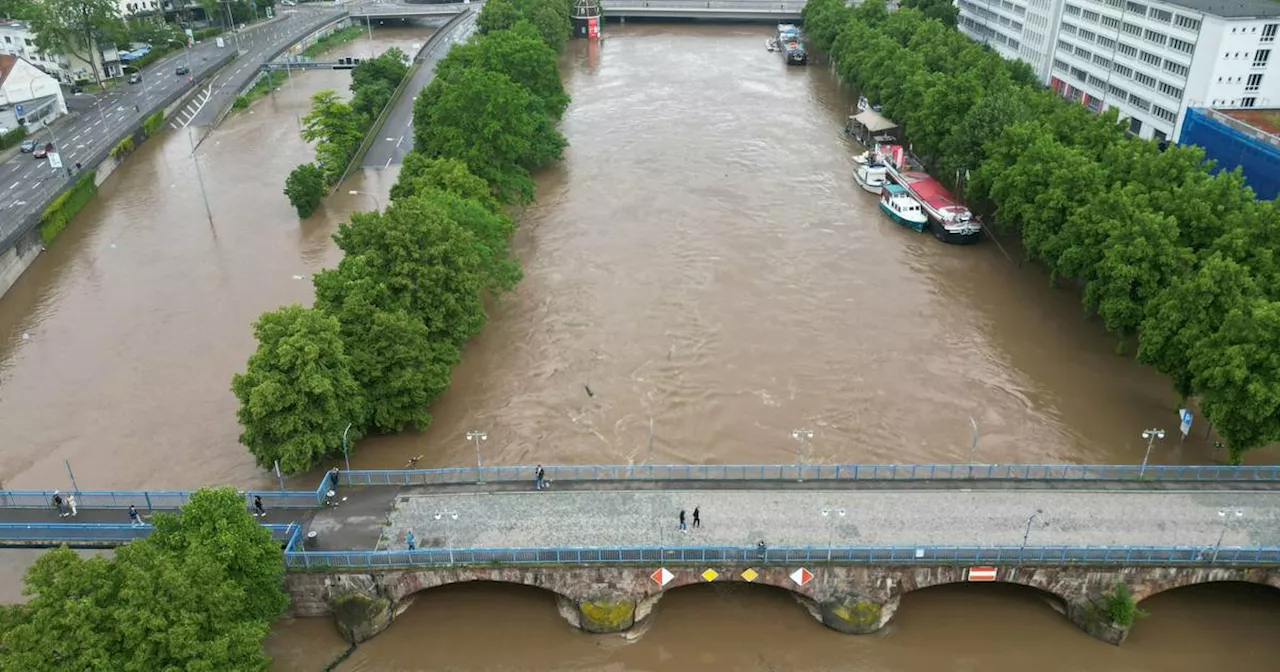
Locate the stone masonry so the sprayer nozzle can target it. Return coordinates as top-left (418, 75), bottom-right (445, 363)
top-left (285, 564), bottom-right (1280, 646)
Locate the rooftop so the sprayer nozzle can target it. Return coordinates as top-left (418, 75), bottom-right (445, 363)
top-left (1158, 0), bottom-right (1280, 18)
top-left (0, 54), bottom-right (14, 88)
top-left (1221, 108), bottom-right (1280, 136)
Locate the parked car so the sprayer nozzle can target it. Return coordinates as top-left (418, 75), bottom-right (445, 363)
top-left (128, 72), bottom-right (142, 84)
top-left (19, 139), bottom-right (37, 153)
top-left (175, 65), bottom-right (190, 76)
top-left (33, 142), bottom-right (53, 159)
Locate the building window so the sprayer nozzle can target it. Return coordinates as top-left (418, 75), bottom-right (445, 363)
top-left (1263, 24), bottom-right (1277, 43)
top-left (1255, 49), bottom-right (1272, 67)
top-left (1123, 22), bottom-right (1143, 37)
top-left (1101, 15), bottom-right (1120, 29)
top-left (1129, 94), bottom-right (1151, 111)
top-left (1065, 3), bottom-right (1081, 16)
top-left (1157, 81), bottom-right (1183, 98)
top-left (1242, 97), bottom-right (1257, 107)
top-left (1093, 53), bottom-right (1111, 68)
top-left (1134, 72), bottom-right (1157, 87)
top-left (1076, 45), bottom-right (1093, 59)
top-left (1174, 15), bottom-right (1200, 32)
top-left (1058, 38), bottom-right (1073, 52)
top-left (1088, 73), bottom-right (1107, 88)
top-left (1152, 105), bottom-right (1177, 122)
top-left (1105, 0), bottom-right (1123, 7)
top-left (1108, 83), bottom-right (1127, 98)
top-left (1098, 35), bottom-right (1116, 49)
top-left (1054, 59), bottom-right (1069, 72)
top-left (1062, 22), bottom-right (1078, 35)
top-left (1139, 50), bottom-right (1162, 66)
top-left (1080, 29), bottom-right (1097, 42)
top-left (1150, 8), bottom-right (1172, 23)
top-left (1082, 9), bottom-right (1100, 22)
top-left (1125, 1), bottom-right (1147, 15)
top-left (1144, 29), bottom-right (1167, 46)
top-left (1072, 66), bottom-right (1089, 80)
top-left (1118, 42), bottom-right (1138, 58)
top-left (1246, 73), bottom-right (1263, 91)
top-left (1168, 37), bottom-right (1194, 54)
top-left (1164, 60), bottom-right (1189, 77)
top-left (1129, 117), bottom-right (1143, 135)
top-left (1113, 63), bottom-right (1134, 77)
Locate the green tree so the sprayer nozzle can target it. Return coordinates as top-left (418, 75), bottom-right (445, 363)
top-left (530, 0), bottom-right (570, 51)
top-left (330, 193), bottom-right (489, 345)
top-left (351, 47), bottom-right (408, 93)
top-left (391, 153), bottom-right (499, 211)
top-left (413, 66), bottom-right (566, 202)
top-left (232, 305), bottom-right (365, 474)
top-left (351, 78), bottom-right (394, 120)
top-left (421, 187), bottom-right (522, 293)
top-left (284, 162), bottom-right (325, 218)
top-left (314, 258), bottom-right (461, 433)
top-left (436, 21), bottom-right (570, 119)
top-left (29, 0), bottom-right (126, 88)
top-left (0, 0), bottom-right (40, 20)
top-left (301, 89), bottom-right (364, 184)
top-left (477, 0), bottom-right (521, 34)
top-left (1190, 298), bottom-right (1280, 462)
top-left (0, 488), bottom-right (287, 671)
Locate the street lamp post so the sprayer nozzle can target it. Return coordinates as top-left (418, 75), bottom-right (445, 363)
top-left (1020, 509), bottom-right (1045, 558)
top-left (224, 1), bottom-right (244, 54)
top-left (969, 415), bottom-right (980, 464)
top-left (467, 430), bottom-right (487, 484)
top-left (1139, 428), bottom-right (1166, 478)
top-left (364, 13), bottom-right (375, 58)
top-left (791, 428), bottom-right (813, 482)
top-left (341, 422), bottom-right (353, 472)
top-left (28, 80), bottom-right (70, 178)
top-left (433, 511), bottom-right (459, 565)
top-left (821, 508), bottom-right (846, 562)
top-left (348, 190), bottom-right (381, 211)
top-left (1212, 508), bottom-right (1243, 563)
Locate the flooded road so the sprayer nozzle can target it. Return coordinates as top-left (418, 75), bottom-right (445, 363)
top-left (0, 22), bottom-right (1278, 671)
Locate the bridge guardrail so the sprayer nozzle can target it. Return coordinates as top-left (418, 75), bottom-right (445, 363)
top-left (337, 462), bottom-right (1280, 486)
top-left (0, 476), bottom-right (333, 511)
top-left (282, 543), bottom-right (1280, 569)
top-left (0, 522), bottom-right (300, 545)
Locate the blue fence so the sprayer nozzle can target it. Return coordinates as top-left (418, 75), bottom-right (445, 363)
top-left (0, 522), bottom-right (300, 547)
top-left (337, 462), bottom-right (1280, 486)
top-left (282, 543), bottom-right (1280, 569)
top-left (0, 474), bottom-right (335, 511)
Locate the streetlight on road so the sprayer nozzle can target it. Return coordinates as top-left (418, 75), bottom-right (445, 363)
top-left (1212, 508), bottom-right (1244, 563)
top-left (467, 430), bottom-right (487, 484)
top-left (433, 510), bottom-right (459, 565)
top-left (348, 189), bottom-right (381, 211)
top-left (791, 428), bottom-right (813, 482)
top-left (341, 422), bottom-right (354, 472)
top-left (1139, 428), bottom-right (1166, 478)
top-left (1020, 509), bottom-right (1046, 558)
top-left (27, 79), bottom-right (70, 178)
top-left (821, 507), bottom-right (846, 562)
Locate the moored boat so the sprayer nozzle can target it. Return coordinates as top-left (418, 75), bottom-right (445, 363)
top-left (873, 144), bottom-right (982, 245)
top-left (878, 184), bottom-right (929, 232)
top-left (775, 23), bottom-right (808, 65)
top-left (854, 162), bottom-right (888, 194)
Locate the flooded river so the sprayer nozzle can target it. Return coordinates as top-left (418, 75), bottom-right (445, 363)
top-left (1, 22), bottom-right (1277, 671)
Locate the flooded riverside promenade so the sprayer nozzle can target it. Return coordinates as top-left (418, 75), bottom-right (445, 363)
top-left (0, 21), bottom-right (1277, 672)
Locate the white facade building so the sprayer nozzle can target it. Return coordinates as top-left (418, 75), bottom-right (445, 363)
top-left (0, 54), bottom-right (68, 131)
top-left (0, 20), bottom-right (123, 85)
top-left (958, 0), bottom-right (1067, 82)
top-left (118, 0), bottom-right (163, 16)
top-left (957, 0), bottom-right (1280, 141)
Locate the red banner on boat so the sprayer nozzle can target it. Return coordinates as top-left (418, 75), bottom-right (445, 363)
top-left (587, 17), bottom-right (599, 40)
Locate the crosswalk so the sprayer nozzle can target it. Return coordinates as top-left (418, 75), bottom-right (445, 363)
top-left (170, 84), bottom-right (215, 130)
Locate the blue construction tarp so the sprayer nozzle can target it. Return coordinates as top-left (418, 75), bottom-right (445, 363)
top-left (1179, 108), bottom-right (1280, 202)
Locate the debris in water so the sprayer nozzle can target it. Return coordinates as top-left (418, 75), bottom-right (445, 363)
top-left (584, 384), bottom-right (594, 398)
top-left (292, 275), bottom-right (304, 280)
top-left (22, 333), bottom-right (31, 340)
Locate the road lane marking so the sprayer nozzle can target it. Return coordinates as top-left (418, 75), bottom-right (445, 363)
top-left (7, 182), bottom-right (17, 190)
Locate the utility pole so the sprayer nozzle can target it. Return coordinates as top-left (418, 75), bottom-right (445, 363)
top-left (791, 428), bottom-right (813, 482)
top-left (1139, 428), bottom-right (1166, 478)
top-left (467, 430), bottom-right (487, 484)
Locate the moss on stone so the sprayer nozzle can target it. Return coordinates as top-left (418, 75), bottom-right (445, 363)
top-left (332, 591), bottom-right (392, 644)
top-left (830, 598), bottom-right (882, 630)
top-left (578, 599), bottom-right (635, 632)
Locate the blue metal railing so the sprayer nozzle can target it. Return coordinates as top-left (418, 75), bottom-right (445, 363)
top-left (0, 522), bottom-right (300, 546)
top-left (0, 478), bottom-right (335, 511)
top-left (336, 462), bottom-right (1280, 486)
top-left (281, 543), bottom-right (1280, 569)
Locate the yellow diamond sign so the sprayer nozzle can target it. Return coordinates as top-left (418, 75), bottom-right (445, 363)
top-left (701, 568), bottom-right (719, 582)
top-left (740, 568), bottom-right (759, 582)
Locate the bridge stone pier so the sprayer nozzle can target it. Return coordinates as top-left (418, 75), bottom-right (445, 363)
top-left (285, 564), bottom-right (1280, 645)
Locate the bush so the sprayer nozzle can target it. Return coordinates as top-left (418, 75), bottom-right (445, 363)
top-left (142, 110), bottom-right (165, 137)
top-left (108, 135), bottom-right (135, 160)
top-left (284, 163), bottom-right (326, 217)
top-left (232, 95), bottom-right (249, 110)
top-left (0, 126), bottom-right (27, 150)
top-left (1101, 584), bottom-right (1147, 627)
top-left (39, 172), bottom-right (98, 245)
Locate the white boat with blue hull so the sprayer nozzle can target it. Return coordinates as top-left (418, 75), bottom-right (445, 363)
top-left (855, 162), bottom-right (888, 194)
top-left (879, 184), bottom-right (929, 232)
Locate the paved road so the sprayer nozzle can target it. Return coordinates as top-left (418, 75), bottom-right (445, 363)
top-left (0, 7), bottom-right (342, 248)
top-left (362, 10), bottom-right (477, 169)
top-left (304, 486), bottom-right (1280, 552)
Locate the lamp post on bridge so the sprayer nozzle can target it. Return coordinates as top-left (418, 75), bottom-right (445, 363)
top-left (433, 510), bottom-right (459, 565)
top-left (467, 430), bottom-right (487, 484)
top-left (821, 507), bottom-right (846, 563)
top-left (791, 428), bottom-right (813, 482)
top-left (1139, 428), bottom-right (1166, 479)
top-left (1020, 509), bottom-right (1046, 558)
top-left (1212, 508), bottom-right (1244, 563)
top-left (341, 422), bottom-right (353, 472)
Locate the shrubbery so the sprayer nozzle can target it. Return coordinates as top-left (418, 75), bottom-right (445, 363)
top-left (39, 171), bottom-right (97, 244)
top-left (0, 126), bottom-right (27, 150)
top-left (241, 0), bottom-right (572, 473)
top-left (284, 163), bottom-right (326, 217)
top-left (142, 110), bottom-right (165, 137)
top-left (804, 0), bottom-right (1280, 461)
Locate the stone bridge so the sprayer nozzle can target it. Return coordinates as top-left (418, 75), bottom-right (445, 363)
top-left (286, 564), bottom-right (1280, 645)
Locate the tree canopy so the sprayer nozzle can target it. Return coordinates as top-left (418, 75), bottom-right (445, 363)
top-left (0, 488), bottom-right (288, 671)
top-left (804, 0), bottom-right (1280, 460)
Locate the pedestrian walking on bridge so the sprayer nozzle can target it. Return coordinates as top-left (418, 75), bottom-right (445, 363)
top-left (254, 495), bottom-right (267, 518)
top-left (68, 493), bottom-right (78, 517)
top-left (679, 509), bottom-right (687, 533)
top-left (52, 491), bottom-right (68, 518)
top-left (406, 530), bottom-right (416, 551)
top-left (129, 504), bottom-right (145, 527)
